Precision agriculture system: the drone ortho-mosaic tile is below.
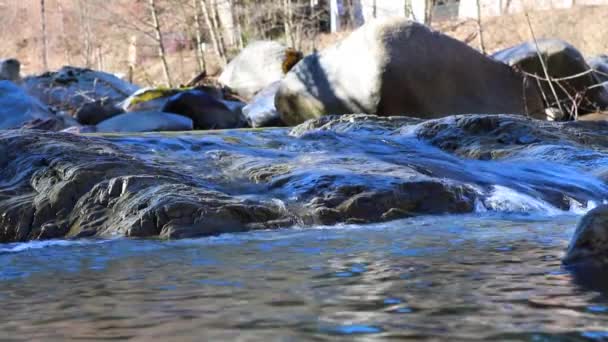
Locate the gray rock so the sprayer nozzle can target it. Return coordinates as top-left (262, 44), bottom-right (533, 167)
top-left (242, 81), bottom-right (284, 127)
top-left (0, 80), bottom-right (56, 129)
top-left (0, 58), bottom-right (20, 82)
top-left (588, 55), bottom-right (608, 84)
top-left (564, 205), bottom-right (608, 265)
top-left (276, 18), bottom-right (544, 126)
top-left (493, 39), bottom-right (608, 115)
top-left (23, 66), bottom-right (139, 118)
top-left (219, 41), bottom-right (302, 99)
top-left (95, 111), bottom-right (193, 133)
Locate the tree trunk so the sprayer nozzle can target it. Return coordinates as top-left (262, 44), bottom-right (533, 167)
top-left (476, 0), bottom-right (486, 54)
top-left (148, 0), bottom-right (173, 87)
top-left (78, 0), bottom-right (93, 67)
top-left (209, 0), bottom-right (227, 59)
top-left (40, 0), bottom-right (49, 71)
top-left (192, 0), bottom-right (206, 73)
top-left (200, 0), bottom-right (226, 65)
top-left (283, 0), bottom-right (296, 46)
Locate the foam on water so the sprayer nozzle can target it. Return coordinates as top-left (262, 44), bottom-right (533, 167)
top-left (0, 239), bottom-right (112, 254)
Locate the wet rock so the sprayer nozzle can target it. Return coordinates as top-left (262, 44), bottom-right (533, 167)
top-left (23, 66), bottom-right (139, 118)
top-left (0, 58), bottom-right (20, 82)
top-left (0, 80), bottom-right (57, 129)
top-left (564, 205), bottom-right (608, 265)
top-left (219, 41), bottom-right (302, 99)
top-left (493, 39), bottom-right (608, 115)
top-left (242, 81), bottom-right (284, 127)
top-left (95, 111), bottom-right (193, 133)
top-left (162, 89), bottom-right (247, 130)
top-left (3, 114), bottom-right (608, 243)
top-left (276, 18), bottom-right (544, 126)
top-left (0, 130), bottom-right (284, 242)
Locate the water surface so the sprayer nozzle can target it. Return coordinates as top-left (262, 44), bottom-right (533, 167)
top-left (1, 213), bottom-right (607, 341)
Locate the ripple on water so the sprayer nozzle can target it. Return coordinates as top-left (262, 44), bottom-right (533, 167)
top-left (0, 214), bottom-right (606, 340)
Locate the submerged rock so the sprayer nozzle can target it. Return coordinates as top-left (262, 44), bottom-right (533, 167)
top-left (493, 39), bottom-right (608, 115)
top-left (23, 66), bottom-right (139, 122)
top-left (219, 41), bottom-right (302, 99)
top-left (95, 111), bottom-right (193, 133)
top-left (276, 18), bottom-right (544, 125)
top-left (2, 114), bottom-right (608, 243)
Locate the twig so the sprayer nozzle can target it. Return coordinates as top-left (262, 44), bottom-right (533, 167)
top-left (524, 12), bottom-right (564, 115)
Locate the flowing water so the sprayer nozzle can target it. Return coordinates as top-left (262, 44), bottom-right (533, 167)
top-left (4, 120), bottom-right (608, 340)
top-left (2, 213), bottom-right (608, 341)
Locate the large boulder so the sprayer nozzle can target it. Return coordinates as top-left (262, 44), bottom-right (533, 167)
top-left (162, 89), bottom-right (247, 130)
top-left (493, 39), bottom-right (608, 116)
top-left (95, 111), bottom-right (193, 133)
top-left (564, 205), bottom-right (608, 265)
top-left (23, 66), bottom-right (139, 122)
top-left (0, 80), bottom-right (57, 129)
top-left (276, 19), bottom-right (544, 126)
top-left (0, 58), bottom-right (20, 82)
top-left (242, 81), bottom-right (283, 127)
top-left (218, 41), bottom-right (302, 99)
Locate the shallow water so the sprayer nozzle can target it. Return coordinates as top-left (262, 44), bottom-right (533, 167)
top-left (2, 213), bottom-right (608, 341)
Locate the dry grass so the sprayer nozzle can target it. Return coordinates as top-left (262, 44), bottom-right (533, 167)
top-left (435, 5), bottom-right (608, 56)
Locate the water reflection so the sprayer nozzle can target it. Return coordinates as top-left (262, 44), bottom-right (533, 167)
top-left (1, 214), bottom-right (608, 340)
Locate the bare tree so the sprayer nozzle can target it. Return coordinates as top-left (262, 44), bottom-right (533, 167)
top-left (200, 0), bottom-right (226, 65)
top-left (476, 0), bottom-right (486, 54)
top-left (40, 0), bottom-right (49, 70)
top-left (148, 0), bottom-right (173, 86)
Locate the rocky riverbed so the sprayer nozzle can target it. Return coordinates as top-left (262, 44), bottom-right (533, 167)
top-left (1, 114), bottom-right (608, 264)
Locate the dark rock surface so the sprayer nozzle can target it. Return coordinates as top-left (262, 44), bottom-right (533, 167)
top-left (2, 114), bottom-right (608, 243)
top-left (162, 89), bottom-right (247, 129)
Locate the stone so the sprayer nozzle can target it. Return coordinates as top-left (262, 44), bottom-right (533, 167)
top-left (0, 58), bottom-right (20, 82)
top-left (23, 66), bottom-right (139, 118)
top-left (74, 99), bottom-right (124, 125)
top-left (564, 205), bottom-right (608, 265)
top-left (588, 55), bottom-right (608, 84)
top-left (493, 39), bottom-right (608, 116)
top-left (95, 111), bottom-right (193, 133)
top-left (0, 80), bottom-right (56, 129)
top-left (242, 81), bottom-right (283, 127)
top-left (162, 89), bottom-right (247, 130)
top-left (219, 41), bottom-right (302, 99)
top-left (276, 18), bottom-right (544, 126)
